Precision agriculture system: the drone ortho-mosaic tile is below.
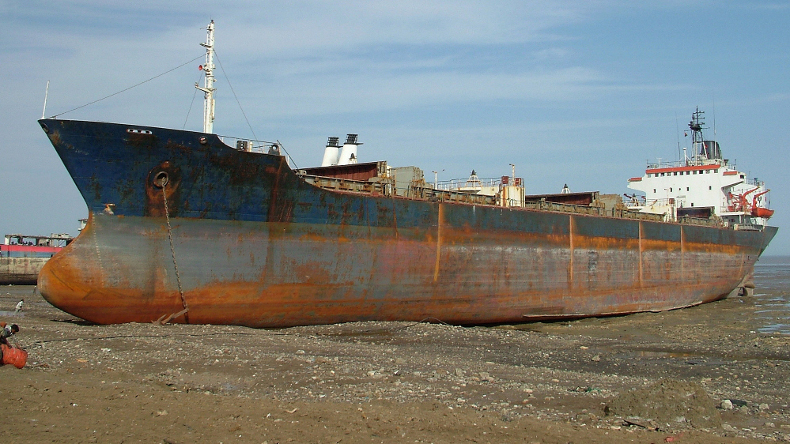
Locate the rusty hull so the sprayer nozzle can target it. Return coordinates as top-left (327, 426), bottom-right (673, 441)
top-left (36, 119), bottom-right (777, 327)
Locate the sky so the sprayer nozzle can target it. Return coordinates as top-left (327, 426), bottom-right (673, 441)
top-left (2, 0), bottom-right (788, 256)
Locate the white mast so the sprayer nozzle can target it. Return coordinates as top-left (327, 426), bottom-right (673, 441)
top-left (42, 80), bottom-right (50, 119)
top-left (195, 20), bottom-right (216, 133)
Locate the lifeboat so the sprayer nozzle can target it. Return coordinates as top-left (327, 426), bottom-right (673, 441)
top-left (752, 207), bottom-right (775, 218)
top-left (750, 189), bottom-right (773, 218)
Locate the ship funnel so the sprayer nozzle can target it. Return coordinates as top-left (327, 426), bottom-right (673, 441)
top-left (338, 133), bottom-right (362, 165)
top-left (321, 136), bottom-right (341, 167)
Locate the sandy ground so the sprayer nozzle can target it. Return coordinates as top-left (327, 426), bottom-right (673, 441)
top-left (1, 284), bottom-right (789, 443)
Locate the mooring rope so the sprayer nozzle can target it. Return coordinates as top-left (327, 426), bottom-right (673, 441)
top-left (162, 185), bottom-right (189, 323)
top-left (49, 55), bottom-right (204, 119)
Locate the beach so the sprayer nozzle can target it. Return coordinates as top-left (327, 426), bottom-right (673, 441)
top-left (1, 264), bottom-right (789, 443)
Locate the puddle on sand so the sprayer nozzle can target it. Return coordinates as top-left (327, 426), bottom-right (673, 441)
top-left (753, 256), bottom-right (790, 335)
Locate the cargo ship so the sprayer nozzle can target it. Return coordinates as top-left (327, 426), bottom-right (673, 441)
top-left (36, 22), bottom-right (776, 327)
top-left (1, 234), bottom-right (72, 284)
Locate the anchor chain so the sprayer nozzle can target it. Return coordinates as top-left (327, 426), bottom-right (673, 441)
top-left (159, 183), bottom-right (190, 324)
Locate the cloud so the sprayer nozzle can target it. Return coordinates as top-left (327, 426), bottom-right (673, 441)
top-left (213, 0), bottom-right (589, 56)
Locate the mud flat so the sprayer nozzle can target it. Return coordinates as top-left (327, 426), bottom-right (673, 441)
top-left (1, 284), bottom-right (788, 443)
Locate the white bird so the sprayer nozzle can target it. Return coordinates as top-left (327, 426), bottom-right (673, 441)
top-left (14, 300), bottom-right (23, 313)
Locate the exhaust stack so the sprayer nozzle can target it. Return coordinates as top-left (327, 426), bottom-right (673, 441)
top-left (321, 137), bottom-right (341, 167)
top-left (338, 134), bottom-right (361, 165)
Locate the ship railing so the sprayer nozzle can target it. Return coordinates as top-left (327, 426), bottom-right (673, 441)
top-left (300, 174), bottom-right (392, 195)
top-left (733, 223), bottom-right (762, 231)
top-left (622, 200), bottom-right (646, 209)
top-left (435, 177), bottom-right (502, 191)
top-left (425, 191), bottom-right (615, 215)
top-left (678, 216), bottom-right (723, 227)
top-left (646, 157), bottom-right (730, 170)
top-left (646, 159), bottom-right (684, 169)
top-left (522, 200), bottom-right (605, 216)
top-left (719, 206), bottom-right (747, 215)
top-left (300, 175), bottom-right (502, 205)
top-left (743, 178), bottom-right (765, 188)
top-left (612, 209), bottom-right (664, 222)
top-left (412, 186), bottom-right (498, 205)
top-left (220, 136), bottom-right (268, 154)
top-left (421, 187), bottom-right (608, 213)
top-left (220, 136), bottom-right (299, 167)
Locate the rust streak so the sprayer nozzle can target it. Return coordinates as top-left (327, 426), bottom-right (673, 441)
top-left (681, 225), bottom-right (685, 281)
top-left (434, 204), bottom-right (444, 282)
top-left (568, 215), bottom-right (574, 287)
top-left (638, 221), bottom-right (643, 287)
top-left (90, 215), bottom-right (105, 289)
top-left (268, 157), bottom-right (285, 222)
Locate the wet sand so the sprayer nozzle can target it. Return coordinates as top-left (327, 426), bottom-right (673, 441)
top-left (1, 284), bottom-right (789, 443)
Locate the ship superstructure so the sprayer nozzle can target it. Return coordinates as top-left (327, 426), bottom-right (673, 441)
top-left (627, 108), bottom-right (773, 229)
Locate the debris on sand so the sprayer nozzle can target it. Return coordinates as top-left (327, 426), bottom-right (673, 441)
top-left (605, 379), bottom-right (721, 430)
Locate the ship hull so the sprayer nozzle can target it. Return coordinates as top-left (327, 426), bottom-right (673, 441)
top-left (37, 119), bottom-right (777, 327)
top-left (0, 258), bottom-right (49, 285)
top-left (1, 242), bottom-right (65, 285)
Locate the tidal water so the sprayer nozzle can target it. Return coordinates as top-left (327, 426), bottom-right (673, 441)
top-left (754, 255), bottom-right (790, 335)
